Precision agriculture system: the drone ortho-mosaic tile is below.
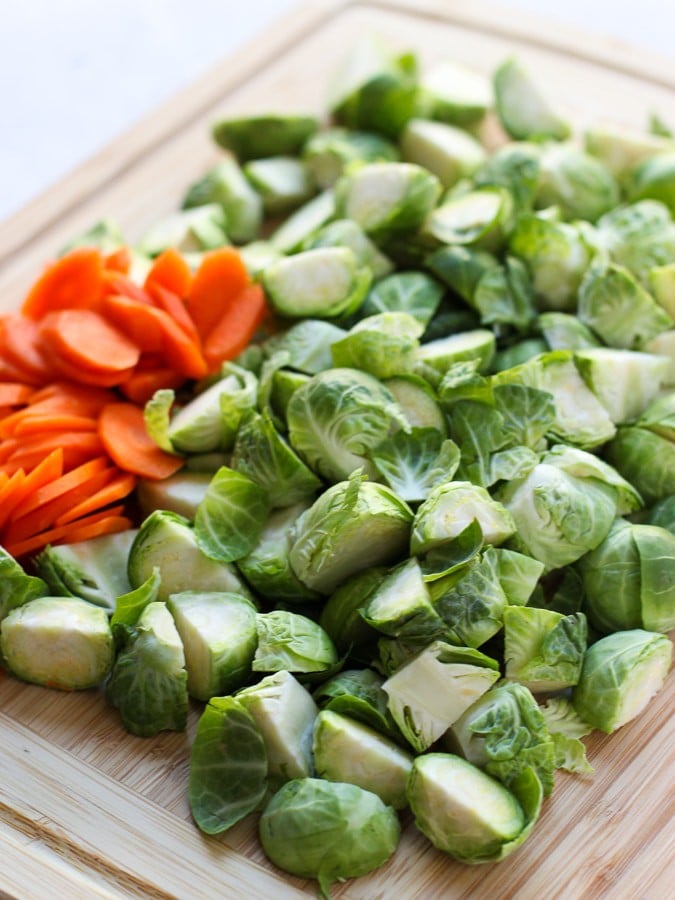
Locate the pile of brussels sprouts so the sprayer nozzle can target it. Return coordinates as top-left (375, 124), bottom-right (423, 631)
top-left (2, 36), bottom-right (675, 897)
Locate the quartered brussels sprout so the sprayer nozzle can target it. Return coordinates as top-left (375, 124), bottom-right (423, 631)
top-left (303, 127), bottom-right (399, 188)
top-left (578, 519), bottom-right (675, 634)
top-left (253, 610), bottom-right (338, 677)
top-left (628, 151), bottom-right (675, 212)
top-left (269, 189), bottom-right (336, 254)
top-left (534, 143), bottom-right (619, 222)
top-left (313, 709), bottom-right (414, 809)
top-left (418, 59), bottom-right (491, 127)
top-left (572, 629), bottom-right (672, 733)
top-left (136, 471), bottom-right (212, 520)
top-left (382, 375), bottom-right (447, 433)
top-left (493, 56), bottom-right (571, 141)
top-left (575, 347), bottom-right (669, 423)
top-left (212, 113), bottom-right (318, 161)
top-left (182, 158), bottom-right (263, 243)
top-left (585, 124), bottom-right (675, 180)
top-left (407, 754), bottom-right (542, 863)
top-left (537, 312), bottom-right (601, 351)
top-left (424, 187), bottom-right (513, 252)
top-left (0, 597), bottom-right (114, 690)
top-left (414, 328), bottom-right (496, 377)
top-left (313, 667), bottom-right (401, 741)
top-left (243, 156), bottom-right (316, 215)
top-left (362, 556), bottom-right (445, 642)
top-left (331, 311), bottom-right (423, 379)
top-left (503, 606), bottom-right (587, 692)
top-left (236, 670), bottom-right (318, 789)
top-left (137, 204), bottom-right (229, 256)
top-left (259, 778), bottom-right (400, 896)
top-left (400, 118), bottom-right (486, 189)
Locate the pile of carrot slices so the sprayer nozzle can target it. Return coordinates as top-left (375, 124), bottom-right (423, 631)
top-left (0, 243), bottom-right (269, 558)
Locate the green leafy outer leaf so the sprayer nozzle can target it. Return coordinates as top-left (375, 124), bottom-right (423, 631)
top-left (420, 518), bottom-right (484, 582)
top-left (331, 312), bottom-right (423, 379)
top-left (428, 548), bottom-right (508, 648)
top-left (604, 426), bottom-right (675, 506)
top-left (106, 601), bottom-right (188, 737)
top-left (504, 607), bottom-right (587, 691)
top-left (449, 401), bottom-right (504, 488)
top-left (111, 567), bottom-right (161, 630)
top-left (493, 384), bottom-right (555, 449)
top-left (437, 359), bottom-right (493, 408)
top-left (572, 629), bottom-right (673, 733)
top-left (287, 367), bottom-right (409, 483)
top-left (493, 549), bottom-right (544, 606)
top-left (259, 777), bottom-right (400, 897)
top-left (370, 427), bottom-right (460, 502)
top-left (143, 388), bottom-right (176, 453)
top-left (449, 681), bottom-right (556, 795)
top-left (264, 321), bottom-right (347, 375)
top-left (472, 257), bottom-right (537, 332)
top-left (426, 245), bottom-right (498, 304)
top-left (231, 411), bottom-right (321, 508)
top-left (194, 466), bottom-right (270, 562)
top-left (597, 199), bottom-right (675, 285)
top-left (313, 668), bottom-right (403, 743)
top-left (549, 732), bottom-right (594, 775)
top-left (635, 524), bottom-right (675, 632)
top-left (539, 696), bottom-right (593, 738)
top-left (319, 567), bottom-right (385, 654)
top-left (0, 547), bottom-right (47, 623)
top-left (360, 271), bottom-right (444, 326)
top-left (363, 557), bottom-right (447, 641)
top-left (189, 697), bottom-right (268, 834)
top-left (253, 610), bottom-right (338, 675)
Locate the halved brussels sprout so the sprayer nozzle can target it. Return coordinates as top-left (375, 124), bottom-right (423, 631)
top-left (253, 610), bottom-right (338, 677)
top-left (304, 218), bottom-right (393, 279)
top-left (243, 157), bottom-right (315, 215)
top-left (303, 127), bottom-right (399, 188)
top-left (534, 143), bottom-right (619, 222)
top-left (269, 189), bottom-right (336, 254)
top-left (363, 557), bottom-right (445, 641)
top-left (331, 312), bottom-right (423, 379)
top-left (503, 606), bottom-right (587, 692)
top-left (400, 118), bottom-right (486, 188)
top-left (137, 204), bottom-right (229, 256)
top-left (136, 471), bottom-right (212, 520)
top-left (493, 56), bottom-right (571, 141)
top-left (182, 158), bottom-right (263, 243)
top-left (423, 187), bottom-right (513, 252)
top-left (585, 124), bottom-right (675, 180)
top-left (418, 59), bottom-right (491, 127)
top-left (212, 113), bottom-right (318, 161)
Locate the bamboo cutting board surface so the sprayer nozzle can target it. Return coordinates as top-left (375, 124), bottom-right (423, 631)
top-left (1, 1), bottom-right (674, 897)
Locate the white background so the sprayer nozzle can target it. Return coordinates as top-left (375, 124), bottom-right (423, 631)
top-left (1, 0), bottom-right (672, 222)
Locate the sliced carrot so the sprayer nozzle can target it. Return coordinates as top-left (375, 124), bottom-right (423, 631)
top-left (40, 346), bottom-right (137, 388)
top-left (13, 413), bottom-right (98, 435)
top-left (0, 383), bottom-right (34, 407)
top-left (55, 471), bottom-right (137, 525)
top-left (119, 366), bottom-right (185, 405)
top-left (102, 270), bottom-right (153, 304)
top-left (27, 382), bottom-right (114, 415)
top-left (144, 248), bottom-right (192, 298)
top-left (98, 401), bottom-right (184, 479)
top-left (0, 346), bottom-right (46, 385)
top-left (22, 247), bottom-right (104, 319)
top-left (104, 246), bottom-right (132, 274)
top-left (0, 448), bottom-right (63, 529)
top-left (101, 294), bottom-right (206, 379)
top-left (5, 467), bottom-right (115, 543)
top-left (13, 456), bottom-right (111, 518)
top-left (203, 282), bottom-right (269, 373)
top-left (4, 509), bottom-right (132, 560)
top-left (39, 308), bottom-right (142, 377)
top-left (146, 282), bottom-right (201, 341)
top-left (2, 432), bottom-right (105, 473)
top-left (185, 247), bottom-right (250, 342)
top-left (0, 469), bottom-right (27, 530)
top-left (1, 315), bottom-right (52, 382)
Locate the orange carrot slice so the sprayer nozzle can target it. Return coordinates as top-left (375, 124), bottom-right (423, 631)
top-left (0, 448), bottom-right (63, 529)
top-left (22, 247), bottom-right (104, 319)
top-left (39, 308), bottom-right (142, 376)
top-left (144, 248), bottom-right (192, 298)
top-left (98, 402), bottom-right (184, 479)
top-left (2, 315), bottom-right (52, 382)
top-left (119, 366), bottom-right (185, 405)
top-left (55, 471), bottom-right (137, 525)
top-left (185, 247), bottom-right (250, 342)
top-left (0, 383), bottom-right (34, 407)
top-left (203, 282), bottom-right (269, 373)
top-left (104, 247), bottom-right (132, 274)
top-left (4, 509), bottom-right (132, 559)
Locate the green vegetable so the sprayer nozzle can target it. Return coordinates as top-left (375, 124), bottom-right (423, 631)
top-left (0, 548), bottom-right (47, 623)
top-left (182, 158), bottom-right (263, 243)
top-left (493, 56), bottom-right (571, 141)
top-left (212, 114), bottom-right (318, 161)
top-left (253, 610), bottom-right (338, 677)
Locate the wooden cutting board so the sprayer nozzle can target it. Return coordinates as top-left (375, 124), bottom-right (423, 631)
top-left (0, 1), bottom-right (674, 897)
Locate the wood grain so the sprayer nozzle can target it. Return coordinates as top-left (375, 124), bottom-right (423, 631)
top-left (0, 2), bottom-right (674, 898)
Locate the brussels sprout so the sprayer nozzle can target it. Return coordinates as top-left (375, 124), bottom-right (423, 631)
top-left (418, 59), bottom-right (491, 127)
top-left (194, 466), bottom-right (270, 563)
top-left (238, 239), bottom-right (284, 279)
top-left (585, 124), bottom-right (675, 180)
top-left (335, 161), bottom-right (441, 236)
top-left (137, 204), bottom-right (229, 256)
top-left (303, 127), bottom-right (399, 188)
top-left (243, 156), bottom-right (315, 215)
top-left (0, 597), bottom-right (114, 690)
top-left (604, 426), bottom-right (675, 505)
top-left (447, 681), bottom-right (556, 795)
top-left (328, 35), bottom-right (418, 138)
top-left (629, 151), bottom-right (675, 212)
top-left (491, 339), bottom-right (548, 373)
top-left (400, 118), bottom-right (486, 188)
top-left (237, 501), bottom-right (321, 604)
top-left (508, 215), bottom-right (590, 311)
top-left (578, 519), bottom-right (675, 633)
top-left (407, 754), bottom-right (542, 863)
top-left (648, 261), bottom-right (675, 322)
top-left (60, 217), bottom-right (124, 255)
top-left (0, 548), bottom-right (47, 622)
top-left (262, 247), bottom-right (371, 320)
top-left (415, 329), bottom-right (496, 377)
top-left (578, 262), bottom-right (671, 350)
top-left (645, 495), bottom-right (675, 533)
top-left (503, 606), bottom-right (587, 692)
top-left (411, 481), bottom-right (515, 556)
top-left (643, 330), bottom-right (675, 385)
top-left (313, 667), bottom-right (401, 740)
top-left (319, 569), bottom-right (385, 655)
top-left (370, 427), bottom-right (460, 503)
top-left (361, 271), bottom-right (444, 327)
top-left (423, 187), bottom-right (513, 252)
top-left (474, 142), bottom-right (542, 213)
top-left (574, 348), bottom-right (669, 423)
top-left (167, 590), bottom-right (257, 701)
top-left (331, 312), bottom-right (423, 379)
top-left (383, 641), bottom-right (500, 752)
top-left (264, 321), bottom-right (347, 378)
top-left (538, 696), bottom-right (594, 776)
top-left (363, 557), bottom-right (446, 641)
top-left (572, 629), bottom-right (672, 733)
top-left (426, 245), bottom-right (499, 304)
top-left (106, 601), bottom-right (188, 737)
top-left (494, 548), bottom-right (544, 607)
top-left (493, 351), bottom-right (616, 449)
top-left (493, 56), bottom-right (571, 141)
top-left (128, 509), bottom-right (253, 602)
top-left (136, 471), bottom-right (212, 520)
top-left (253, 610), bottom-right (338, 677)
top-left (313, 710), bottom-right (413, 809)
top-left (305, 218), bottom-right (394, 279)
top-left (428, 548), bottom-right (509, 649)
top-left (498, 444), bottom-right (640, 570)
top-left (259, 778), bottom-right (400, 896)
top-left (236, 670), bottom-right (318, 789)
top-left (269, 189), bottom-right (336, 254)
top-left (534, 143), bottom-right (619, 222)
top-left (211, 113), bottom-right (318, 161)
top-left (182, 158), bottom-right (263, 243)
top-left (189, 697), bottom-right (268, 834)
top-left (286, 368), bottom-right (407, 483)
top-left (596, 200), bottom-right (675, 285)
top-left (383, 375), bottom-right (447, 433)
top-left (537, 312), bottom-right (601, 351)
top-left (469, 257), bottom-right (537, 333)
